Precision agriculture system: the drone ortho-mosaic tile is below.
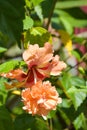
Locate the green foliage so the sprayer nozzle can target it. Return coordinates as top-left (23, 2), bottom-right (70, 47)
top-left (56, 0), bottom-right (87, 9)
top-left (14, 114), bottom-right (49, 130)
top-left (73, 113), bottom-right (87, 130)
top-left (32, 118), bottom-right (49, 130)
top-left (0, 0), bottom-right (25, 47)
top-left (67, 86), bottom-right (86, 110)
top-left (0, 47), bottom-right (7, 53)
top-left (14, 114), bottom-right (35, 130)
top-left (0, 106), bottom-right (14, 130)
top-left (59, 73), bottom-right (87, 110)
top-left (53, 9), bottom-right (87, 34)
top-left (0, 60), bottom-right (21, 73)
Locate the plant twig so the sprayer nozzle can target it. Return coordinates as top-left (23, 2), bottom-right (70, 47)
top-left (45, 0), bottom-right (57, 29)
top-left (66, 52), bottom-right (87, 72)
top-left (49, 118), bottom-right (53, 130)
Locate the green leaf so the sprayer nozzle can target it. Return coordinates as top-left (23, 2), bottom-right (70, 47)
top-left (72, 36), bottom-right (85, 44)
top-left (31, 0), bottom-right (44, 6)
top-left (73, 113), bottom-right (87, 130)
top-left (31, 118), bottom-right (49, 130)
top-left (0, 47), bottom-right (7, 53)
top-left (55, 9), bottom-right (87, 30)
top-left (60, 98), bottom-right (72, 108)
top-left (41, 0), bottom-right (54, 18)
top-left (0, 32), bottom-right (9, 47)
top-left (0, 0), bottom-right (25, 47)
top-left (23, 16), bottom-right (34, 30)
top-left (35, 5), bottom-right (43, 21)
top-left (14, 114), bottom-right (49, 130)
top-left (71, 50), bottom-right (81, 61)
top-left (70, 76), bottom-right (86, 88)
top-left (59, 16), bottom-right (73, 34)
top-left (25, 0), bottom-right (33, 9)
top-left (67, 86), bottom-right (87, 110)
top-left (47, 110), bottom-right (56, 119)
top-left (59, 73), bottom-right (72, 90)
top-left (14, 113), bottom-right (35, 130)
top-left (78, 67), bottom-right (85, 74)
top-left (56, 0), bottom-right (87, 9)
top-left (0, 106), bottom-right (14, 130)
top-left (24, 27), bottom-right (52, 47)
top-left (59, 74), bottom-right (86, 90)
top-left (63, 7), bottom-right (87, 20)
top-left (0, 60), bottom-right (20, 73)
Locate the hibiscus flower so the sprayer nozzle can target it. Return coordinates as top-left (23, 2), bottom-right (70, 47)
top-left (1, 42), bottom-right (66, 88)
top-left (22, 80), bottom-right (62, 119)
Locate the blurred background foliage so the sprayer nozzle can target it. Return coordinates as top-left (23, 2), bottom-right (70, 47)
top-left (0, 0), bottom-right (87, 130)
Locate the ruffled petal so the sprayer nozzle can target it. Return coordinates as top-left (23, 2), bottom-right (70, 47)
top-left (21, 81), bottom-right (62, 117)
top-left (1, 69), bottom-right (27, 82)
top-left (50, 55), bottom-right (67, 76)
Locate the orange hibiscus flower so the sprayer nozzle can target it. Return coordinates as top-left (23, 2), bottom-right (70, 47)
top-left (1, 42), bottom-right (66, 88)
top-left (22, 80), bottom-right (62, 119)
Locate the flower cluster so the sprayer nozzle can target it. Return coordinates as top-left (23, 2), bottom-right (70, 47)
top-left (1, 42), bottom-right (66, 118)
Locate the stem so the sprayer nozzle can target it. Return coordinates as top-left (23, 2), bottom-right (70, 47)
top-left (58, 108), bottom-right (70, 126)
top-left (49, 119), bottom-right (53, 130)
top-left (66, 52), bottom-right (87, 72)
top-left (46, 120), bottom-right (50, 130)
top-left (45, 0), bottom-right (57, 29)
top-left (46, 119), bottom-right (53, 130)
top-left (58, 83), bottom-right (70, 99)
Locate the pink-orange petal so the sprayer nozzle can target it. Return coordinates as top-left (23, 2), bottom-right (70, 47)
top-left (51, 55), bottom-right (67, 76)
top-left (1, 69), bottom-right (27, 82)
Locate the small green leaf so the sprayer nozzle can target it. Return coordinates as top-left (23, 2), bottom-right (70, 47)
top-left (67, 86), bottom-right (86, 110)
top-left (59, 16), bottom-right (73, 34)
top-left (0, 47), bottom-right (7, 53)
top-left (31, 0), bottom-right (44, 6)
top-left (23, 16), bottom-right (34, 30)
top-left (70, 76), bottom-right (86, 88)
top-left (73, 113), bottom-right (87, 130)
top-left (71, 50), bottom-right (81, 61)
top-left (25, 0), bottom-right (33, 9)
top-left (78, 67), bottom-right (85, 74)
top-left (0, 60), bottom-right (20, 73)
top-left (24, 27), bottom-right (52, 47)
top-left (35, 5), bottom-right (43, 21)
top-left (60, 98), bottom-right (72, 108)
